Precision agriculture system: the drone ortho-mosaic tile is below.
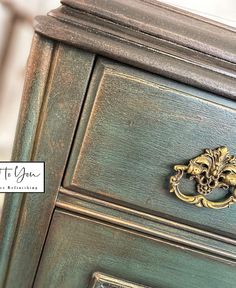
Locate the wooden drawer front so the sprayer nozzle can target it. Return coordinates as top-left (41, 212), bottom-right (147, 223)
top-left (34, 210), bottom-right (236, 288)
top-left (64, 58), bottom-right (236, 238)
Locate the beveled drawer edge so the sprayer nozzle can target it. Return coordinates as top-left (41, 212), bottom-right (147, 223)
top-left (56, 187), bottom-right (236, 263)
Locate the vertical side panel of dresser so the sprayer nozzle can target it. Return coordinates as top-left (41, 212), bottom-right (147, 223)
top-left (0, 34), bottom-right (95, 288)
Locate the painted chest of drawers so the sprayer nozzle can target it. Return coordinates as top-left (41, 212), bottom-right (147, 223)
top-left (1, 1), bottom-right (236, 287)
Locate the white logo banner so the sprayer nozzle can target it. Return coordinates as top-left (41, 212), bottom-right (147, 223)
top-left (0, 162), bottom-right (45, 193)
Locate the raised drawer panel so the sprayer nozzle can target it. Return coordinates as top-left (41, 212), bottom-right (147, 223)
top-left (64, 58), bottom-right (236, 238)
top-left (34, 209), bottom-right (236, 288)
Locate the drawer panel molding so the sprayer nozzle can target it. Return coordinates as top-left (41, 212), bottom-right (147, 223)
top-left (57, 188), bottom-right (236, 262)
top-left (34, 209), bottom-right (236, 288)
top-left (63, 58), bottom-right (236, 239)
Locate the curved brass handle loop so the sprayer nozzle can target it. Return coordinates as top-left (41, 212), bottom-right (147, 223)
top-left (170, 147), bottom-right (236, 209)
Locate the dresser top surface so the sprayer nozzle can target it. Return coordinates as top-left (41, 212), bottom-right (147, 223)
top-left (61, 0), bottom-right (236, 61)
top-left (35, 0), bottom-right (236, 100)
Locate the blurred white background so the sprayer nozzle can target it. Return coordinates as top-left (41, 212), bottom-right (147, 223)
top-left (161, 0), bottom-right (236, 27)
top-left (0, 0), bottom-right (235, 216)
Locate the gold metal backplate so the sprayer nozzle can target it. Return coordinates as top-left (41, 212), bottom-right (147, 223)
top-left (170, 147), bottom-right (236, 209)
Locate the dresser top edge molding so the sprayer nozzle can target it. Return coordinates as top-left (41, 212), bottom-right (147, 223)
top-left (34, 0), bottom-right (236, 100)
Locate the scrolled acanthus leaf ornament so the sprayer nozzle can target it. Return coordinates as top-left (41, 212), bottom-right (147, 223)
top-left (170, 146), bottom-right (236, 209)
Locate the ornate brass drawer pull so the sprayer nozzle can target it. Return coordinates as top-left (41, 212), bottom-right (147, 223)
top-left (170, 147), bottom-right (236, 209)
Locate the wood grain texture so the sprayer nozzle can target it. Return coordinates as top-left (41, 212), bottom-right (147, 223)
top-left (0, 38), bottom-right (95, 288)
top-left (64, 58), bottom-right (236, 239)
top-left (34, 1), bottom-right (236, 100)
top-left (34, 209), bottom-right (236, 288)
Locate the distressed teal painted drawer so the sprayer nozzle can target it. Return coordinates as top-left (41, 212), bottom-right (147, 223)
top-left (64, 58), bottom-right (236, 239)
top-left (34, 209), bottom-right (236, 288)
top-left (2, 0), bottom-right (236, 287)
